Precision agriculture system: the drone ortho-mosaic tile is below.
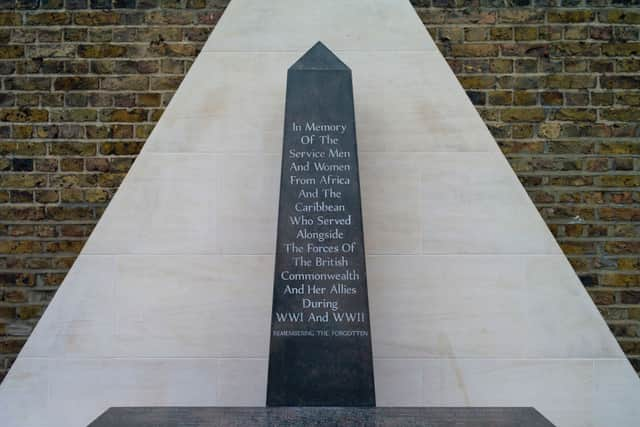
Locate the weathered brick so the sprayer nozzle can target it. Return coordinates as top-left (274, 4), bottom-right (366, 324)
top-left (601, 76), bottom-right (640, 90)
top-left (499, 9), bottom-right (545, 24)
top-left (100, 108), bottom-right (147, 122)
top-left (54, 76), bottom-right (99, 91)
top-left (4, 78), bottom-right (51, 91)
top-left (152, 42), bottom-right (199, 57)
top-left (46, 206), bottom-right (94, 221)
top-left (488, 58), bottom-right (512, 73)
top-left (0, 13), bottom-right (21, 26)
top-left (598, 141), bottom-right (640, 154)
top-left (551, 108), bottom-right (597, 122)
top-left (0, 173), bottom-right (46, 189)
top-left (599, 10), bottom-right (640, 25)
top-left (25, 12), bottom-right (71, 26)
top-left (49, 142), bottom-right (96, 156)
top-left (592, 92), bottom-right (613, 106)
top-left (88, 28), bottom-right (113, 43)
top-left (606, 242), bottom-right (640, 255)
top-left (497, 76), bottom-right (541, 89)
top-left (600, 208), bottom-right (640, 221)
top-left (59, 224), bottom-right (89, 237)
top-left (446, 10), bottom-right (496, 25)
top-left (560, 241), bottom-right (597, 255)
top-left (85, 188), bottom-right (110, 203)
top-left (0, 339), bottom-right (26, 354)
top-left (540, 91), bottom-right (562, 106)
top-left (622, 292), bottom-right (640, 305)
top-left (149, 108), bottom-right (163, 121)
top-left (514, 27), bottom-right (537, 41)
top-left (514, 58), bottom-right (537, 73)
top-left (451, 44), bottom-right (499, 57)
top-left (596, 175), bottom-right (640, 187)
top-left (513, 91), bottom-right (536, 106)
top-left (501, 108), bottom-right (545, 122)
top-left (85, 158), bottom-right (110, 172)
top-left (160, 58), bottom-right (185, 74)
top-left (135, 124), bottom-right (154, 138)
top-left (550, 175), bottom-right (594, 186)
top-left (461, 60), bottom-right (489, 73)
top-left (548, 10), bottom-right (594, 23)
top-left (109, 157), bottom-right (133, 171)
top-left (110, 60), bottom-right (159, 74)
top-left (99, 140), bottom-right (144, 155)
top-left (589, 290), bottom-right (616, 306)
top-left (488, 91), bottom-right (512, 106)
top-left (15, 94), bottom-right (39, 107)
top-left (536, 123), bottom-right (559, 139)
top-left (184, 27), bottom-right (209, 42)
top-left (137, 93), bottom-right (161, 107)
top-left (539, 25), bottom-right (563, 41)
top-left (34, 158), bottom-right (57, 172)
top-left (60, 158), bottom-right (84, 172)
top-left (50, 109), bottom-right (97, 122)
top-left (98, 172), bottom-right (125, 187)
top-left (0, 108), bottom-right (48, 122)
top-left (114, 93), bottom-right (135, 107)
top-left (464, 27), bottom-right (487, 42)
top-left (145, 10), bottom-right (194, 25)
top-left (602, 43), bottom-right (640, 57)
top-left (613, 158), bottom-right (634, 171)
top-left (59, 188), bottom-right (84, 202)
top-left (457, 75), bottom-right (496, 89)
top-left (489, 27), bottom-right (513, 41)
top-left (12, 158), bottom-right (33, 172)
top-left (74, 12), bottom-right (120, 26)
top-left (545, 74), bottom-right (596, 89)
top-left (35, 190), bottom-right (58, 204)
top-left (584, 158), bottom-right (609, 172)
top-left (100, 76), bottom-right (149, 91)
top-left (0, 142), bottom-right (46, 156)
top-left (0, 273), bottom-right (35, 287)
top-left (78, 44), bottom-right (127, 58)
top-left (0, 46), bottom-right (24, 59)
top-left (86, 125), bottom-right (111, 139)
top-left (552, 42), bottom-right (600, 57)
top-left (501, 43), bottom-right (549, 57)
top-left (0, 240), bottom-right (39, 254)
top-left (50, 173), bottom-right (98, 189)
top-left (17, 0), bottom-right (39, 8)
top-left (589, 23), bottom-right (611, 39)
top-left (16, 306), bottom-right (42, 320)
top-left (565, 26), bottom-right (588, 41)
top-left (39, 29), bottom-right (64, 43)
top-left (601, 109), bottom-right (640, 122)
top-left (616, 94), bottom-right (640, 107)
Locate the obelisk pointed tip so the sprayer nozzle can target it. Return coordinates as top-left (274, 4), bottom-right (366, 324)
top-left (289, 41), bottom-right (350, 71)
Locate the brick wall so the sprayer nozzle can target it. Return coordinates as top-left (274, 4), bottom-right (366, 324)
top-left (417, 2), bottom-right (640, 375)
top-left (0, 1), bottom-right (638, 382)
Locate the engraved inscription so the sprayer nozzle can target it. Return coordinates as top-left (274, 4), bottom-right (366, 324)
top-left (267, 42), bottom-right (375, 407)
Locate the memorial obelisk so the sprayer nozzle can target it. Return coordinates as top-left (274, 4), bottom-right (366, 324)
top-left (267, 42), bottom-right (375, 407)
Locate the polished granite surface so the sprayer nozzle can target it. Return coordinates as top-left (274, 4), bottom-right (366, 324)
top-left (89, 406), bottom-right (555, 427)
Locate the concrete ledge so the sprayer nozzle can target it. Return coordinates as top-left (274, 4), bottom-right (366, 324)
top-left (89, 406), bottom-right (555, 427)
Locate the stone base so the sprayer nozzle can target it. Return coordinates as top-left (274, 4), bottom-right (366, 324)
top-left (89, 407), bottom-right (555, 427)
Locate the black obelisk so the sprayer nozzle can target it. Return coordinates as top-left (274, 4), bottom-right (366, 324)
top-left (267, 42), bottom-right (375, 407)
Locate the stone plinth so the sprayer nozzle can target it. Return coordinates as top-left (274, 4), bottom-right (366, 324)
top-left (89, 407), bottom-right (555, 427)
